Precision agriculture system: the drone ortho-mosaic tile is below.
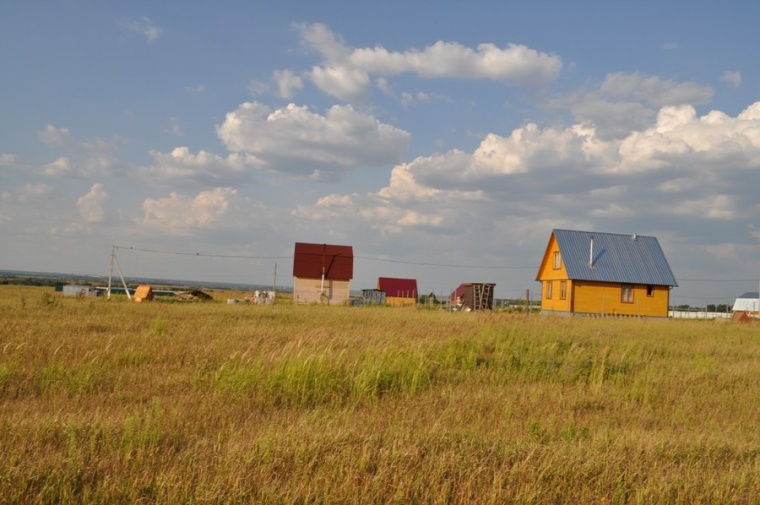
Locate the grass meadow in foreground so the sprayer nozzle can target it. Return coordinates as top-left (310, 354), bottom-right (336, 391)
top-left (0, 285), bottom-right (758, 504)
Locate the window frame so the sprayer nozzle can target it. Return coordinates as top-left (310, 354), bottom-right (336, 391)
top-left (621, 284), bottom-right (634, 304)
top-left (553, 251), bottom-right (561, 270)
top-left (559, 280), bottom-right (567, 300)
top-left (646, 285), bottom-right (654, 297)
top-left (545, 281), bottom-right (553, 299)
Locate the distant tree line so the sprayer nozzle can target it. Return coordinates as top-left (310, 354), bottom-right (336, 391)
top-left (0, 276), bottom-right (65, 287)
top-left (706, 304), bottom-right (731, 312)
top-left (674, 304), bottom-right (731, 312)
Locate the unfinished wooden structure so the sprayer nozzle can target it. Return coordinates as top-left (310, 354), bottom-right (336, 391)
top-left (292, 242), bottom-right (354, 304)
top-left (450, 283), bottom-right (495, 311)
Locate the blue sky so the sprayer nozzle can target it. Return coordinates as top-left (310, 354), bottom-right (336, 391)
top-left (2, 1), bottom-right (760, 306)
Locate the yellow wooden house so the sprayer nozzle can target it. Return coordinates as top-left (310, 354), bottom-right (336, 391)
top-left (536, 229), bottom-right (677, 317)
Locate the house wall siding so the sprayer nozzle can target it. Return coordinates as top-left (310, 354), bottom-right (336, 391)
top-left (536, 235), bottom-right (567, 281)
top-left (536, 235), bottom-right (572, 312)
top-left (385, 295), bottom-right (417, 306)
top-left (572, 281), bottom-right (669, 317)
top-left (540, 280), bottom-right (573, 312)
top-left (293, 277), bottom-right (350, 305)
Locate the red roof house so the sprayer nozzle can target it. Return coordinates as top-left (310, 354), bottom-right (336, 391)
top-left (377, 277), bottom-right (418, 306)
top-left (292, 242), bottom-right (354, 304)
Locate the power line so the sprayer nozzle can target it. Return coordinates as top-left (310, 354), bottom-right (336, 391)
top-left (355, 255), bottom-right (535, 269)
top-left (113, 246), bottom-right (537, 270)
top-left (114, 245), bottom-right (290, 260)
top-left (678, 278), bottom-right (758, 282)
top-left (114, 246), bottom-right (757, 285)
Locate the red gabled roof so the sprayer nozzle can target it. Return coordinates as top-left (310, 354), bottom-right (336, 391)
top-left (293, 242), bottom-right (354, 280)
top-left (450, 283), bottom-right (495, 300)
top-left (377, 277), bottom-right (418, 298)
top-left (450, 284), bottom-right (466, 300)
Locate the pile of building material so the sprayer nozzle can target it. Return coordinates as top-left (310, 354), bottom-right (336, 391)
top-left (245, 290), bottom-right (275, 304)
top-left (175, 289), bottom-right (213, 302)
top-left (134, 285), bottom-right (154, 302)
top-left (227, 290), bottom-right (276, 305)
top-left (61, 285), bottom-right (101, 298)
top-left (731, 311), bottom-right (758, 323)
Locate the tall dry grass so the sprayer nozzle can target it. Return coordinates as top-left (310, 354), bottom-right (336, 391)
top-left (0, 285), bottom-right (758, 503)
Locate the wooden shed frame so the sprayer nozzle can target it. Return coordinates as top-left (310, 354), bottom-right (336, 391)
top-left (450, 283), bottom-right (495, 311)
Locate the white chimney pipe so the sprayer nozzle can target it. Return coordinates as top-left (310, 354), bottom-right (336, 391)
top-left (589, 235), bottom-right (594, 267)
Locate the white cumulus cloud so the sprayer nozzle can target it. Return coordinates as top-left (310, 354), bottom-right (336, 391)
top-left (600, 72), bottom-right (713, 107)
top-left (297, 23), bottom-right (562, 102)
top-left (547, 72), bottom-right (714, 139)
top-left (293, 100), bottom-right (760, 248)
top-left (77, 183), bottom-right (107, 222)
top-left (42, 157), bottom-right (75, 177)
top-left (146, 147), bottom-right (248, 186)
top-left (38, 124), bottom-right (112, 153)
top-left (1, 183), bottom-right (54, 203)
top-left (141, 188), bottom-right (237, 235)
top-left (617, 102), bottom-right (760, 173)
top-left (216, 101), bottom-right (410, 181)
top-left (273, 69), bottom-right (304, 99)
top-left (309, 65), bottom-right (373, 103)
top-left (0, 153), bottom-right (18, 166)
top-left (119, 17), bottom-right (161, 43)
top-left (721, 70), bottom-right (742, 88)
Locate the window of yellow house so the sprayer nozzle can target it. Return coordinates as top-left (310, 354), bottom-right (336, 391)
top-left (560, 280), bottom-right (567, 300)
top-left (646, 285), bottom-right (654, 296)
top-left (553, 251), bottom-right (561, 269)
top-left (621, 284), bottom-right (633, 303)
top-left (546, 281), bottom-right (553, 299)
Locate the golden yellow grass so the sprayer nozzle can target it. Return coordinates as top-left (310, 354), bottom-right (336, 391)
top-left (1, 285), bottom-right (758, 504)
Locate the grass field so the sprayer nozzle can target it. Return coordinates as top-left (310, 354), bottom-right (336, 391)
top-left (1, 285), bottom-right (758, 503)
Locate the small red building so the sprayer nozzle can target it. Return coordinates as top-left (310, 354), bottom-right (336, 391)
top-left (377, 277), bottom-right (418, 306)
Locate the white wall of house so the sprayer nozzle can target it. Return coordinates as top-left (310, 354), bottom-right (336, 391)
top-left (293, 277), bottom-right (350, 304)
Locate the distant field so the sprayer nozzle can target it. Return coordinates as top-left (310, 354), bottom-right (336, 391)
top-left (1, 285), bottom-right (758, 503)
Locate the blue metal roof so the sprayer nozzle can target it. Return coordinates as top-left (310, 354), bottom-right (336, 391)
top-left (737, 292), bottom-right (759, 298)
top-left (552, 229), bottom-right (678, 287)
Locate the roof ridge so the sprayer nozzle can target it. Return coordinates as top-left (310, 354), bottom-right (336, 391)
top-left (554, 228), bottom-right (654, 239)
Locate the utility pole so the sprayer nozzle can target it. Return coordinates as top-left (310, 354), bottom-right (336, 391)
top-left (108, 245), bottom-right (114, 300)
top-left (526, 289), bottom-right (530, 315)
top-left (273, 263), bottom-right (277, 303)
top-left (109, 246), bottom-right (131, 301)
